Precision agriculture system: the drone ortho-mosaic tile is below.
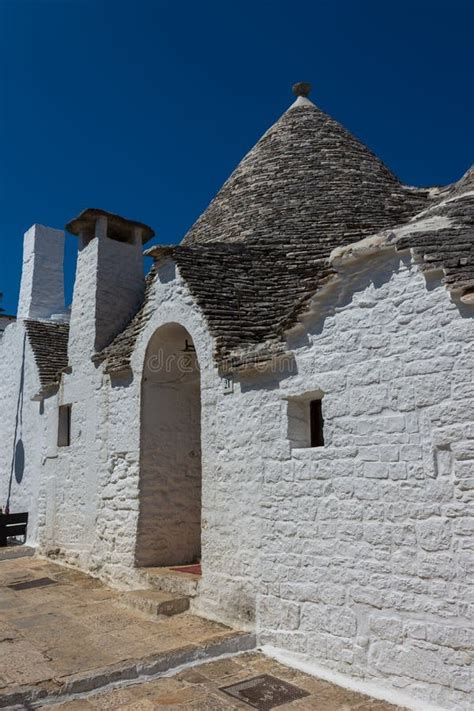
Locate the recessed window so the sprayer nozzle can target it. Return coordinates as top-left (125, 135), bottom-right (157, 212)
top-left (58, 405), bottom-right (71, 447)
top-left (287, 395), bottom-right (325, 449)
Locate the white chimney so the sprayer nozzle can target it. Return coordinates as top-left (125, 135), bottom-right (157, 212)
top-left (66, 209), bottom-right (154, 364)
top-left (17, 224), bottom-right (65, 320)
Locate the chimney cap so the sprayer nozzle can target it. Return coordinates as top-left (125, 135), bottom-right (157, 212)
top-left (66, 208), bottom-right (155, 244)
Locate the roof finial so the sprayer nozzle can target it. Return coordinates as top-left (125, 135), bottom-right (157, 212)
top-left (292, 82), bottom-right (312, 97)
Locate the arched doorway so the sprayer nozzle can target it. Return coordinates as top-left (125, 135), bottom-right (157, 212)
top-left (136, 323), bottom-right (202, 568)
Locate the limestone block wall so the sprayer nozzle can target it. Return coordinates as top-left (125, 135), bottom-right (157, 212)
top-left (27, 246), bottom-right (473, 710)
top-left (0, 320), bottom-right (43, 541)
top-left (0, 223), bottom-right (65, 543)
top-left (87, 372), bottom-right (142, 582)
top-left (38, 218), bottom-right (145, 569)
top-left (85, 263), bottom-right (213, 586)
top-left (251, 251), bottom-right (474, 710)
top-left (193, 372), bottom-right (271, 627)
top-left (82, 259), bottom-right (267, 618)
top-left (36, 363), bottom-right (104, 569)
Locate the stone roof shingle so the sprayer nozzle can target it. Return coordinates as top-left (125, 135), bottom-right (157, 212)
top-left (395, 168), bottom-right (474, 294)
top-left (25, 320), bottom-right (70, 388)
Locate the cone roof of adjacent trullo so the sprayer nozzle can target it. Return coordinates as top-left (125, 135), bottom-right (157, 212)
top-left (182, 83), bottom-right (428, 249)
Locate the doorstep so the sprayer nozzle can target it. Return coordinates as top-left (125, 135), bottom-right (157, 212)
top-left (137, 565), bottom-right (201, 597)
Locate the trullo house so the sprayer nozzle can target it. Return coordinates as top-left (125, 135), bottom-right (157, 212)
top-left (1, 83), bottom-right (473, 711)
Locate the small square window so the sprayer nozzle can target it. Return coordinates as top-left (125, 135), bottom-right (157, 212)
top-left (58, 405), bottom-right (71, 447)
top-left (287, 396), bottom-right (325, 449)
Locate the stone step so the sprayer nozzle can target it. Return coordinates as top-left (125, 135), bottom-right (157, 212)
top-left (1, 626), bottom-right (256, 708)
top-left (137, 566), bottom-right (200, 598)
top-left (119, 589), bottom-right (190, 618)
top-left (0, 545), bottom-right (35, 562)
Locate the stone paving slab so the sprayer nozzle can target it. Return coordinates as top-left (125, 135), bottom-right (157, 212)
top-left (48, 652), bottom-right (407, 710)
top-left (0, 557), bottom-right (407, 710)
top-left (0, 557), bottom-right (253, 708)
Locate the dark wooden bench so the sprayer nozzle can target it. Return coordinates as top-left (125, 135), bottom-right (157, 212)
top-left (0, 512), bottom-right (28, 547)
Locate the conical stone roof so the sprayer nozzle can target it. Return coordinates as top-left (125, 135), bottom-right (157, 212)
top-left (98, 88), bottom-right (472, 375)
top-left (183, 94), bottom-right (428, 249)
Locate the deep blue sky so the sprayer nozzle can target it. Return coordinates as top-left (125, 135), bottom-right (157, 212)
top-left (1, 0), bottom-right (472, 315)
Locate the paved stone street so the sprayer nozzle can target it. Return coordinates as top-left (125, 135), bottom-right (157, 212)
top-left (50, 652), bottom-right (408, 710)
top-left (0, 555), bottom-right (252, 707)
top-left (0, 554), bottom-right (406, 709)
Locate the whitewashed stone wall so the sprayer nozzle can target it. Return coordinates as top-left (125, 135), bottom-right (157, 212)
top-left (0, 223), bottom-right (66, 544)
top-left (85, 263), bottom-right (214, 584)
top-left (10, 240), bottom-right (471, 711)
top-left (251, 250), bottom-right (473, 711)
top-left (0, 321), bottom-right (43, 540)
top-left (37, 364), bottom-right (104, 569)
top-left (37, 223), bottom-right (146, 569)
top-left (37, 262), bottom-right (212, 585)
